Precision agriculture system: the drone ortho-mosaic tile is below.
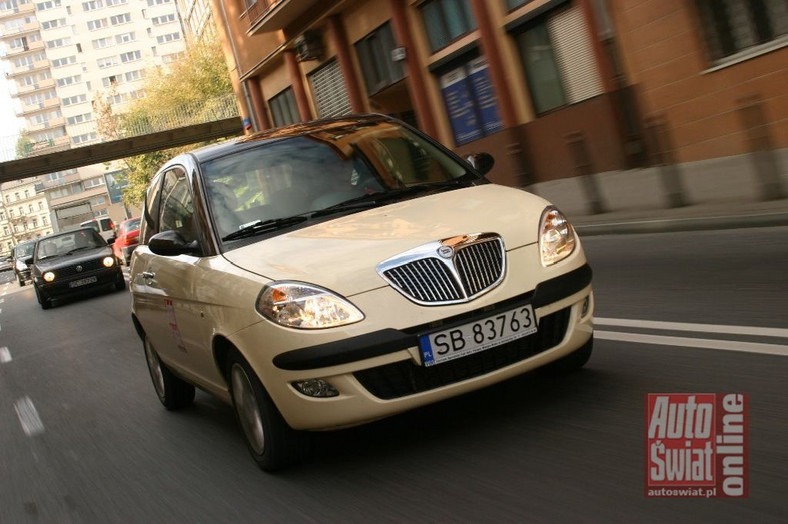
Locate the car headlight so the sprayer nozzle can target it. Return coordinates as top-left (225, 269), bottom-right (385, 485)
top-left (257, 281), bottom-right (364, 329)
top-left (539, 206), bottom-right (576, 266)
top-left (43, 271), bottom-right (55, 282)
top-left (102, 256), bottom-right (115, 268)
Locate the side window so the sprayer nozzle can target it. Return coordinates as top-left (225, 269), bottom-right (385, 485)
top-left (158, 167), bottom-right (197, 244)
top-left (141, 170), bottom-right (164, 244)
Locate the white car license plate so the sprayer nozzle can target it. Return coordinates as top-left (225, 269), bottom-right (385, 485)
top-left (69, 276), bottom-right (98, 288)
top-left (419, 304), bottom-right (537, 367)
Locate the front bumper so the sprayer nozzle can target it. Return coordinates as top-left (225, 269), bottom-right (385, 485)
top-left (233, 263), bottom-right (594, 431)
top-left (37, 267), bottom-right (124, 299)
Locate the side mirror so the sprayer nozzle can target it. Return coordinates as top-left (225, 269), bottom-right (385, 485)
top-left (465, 152), bottom-right (495, 176)
top-left (149, 230), bottom-right (201, 257)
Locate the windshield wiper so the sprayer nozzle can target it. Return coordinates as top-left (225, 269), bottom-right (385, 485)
top-left (311, 178), bottom-right (477, 217)
top-left (221, 215), bottom-right (310, 241)
top-left (65, 246), bottom-right (95, 255)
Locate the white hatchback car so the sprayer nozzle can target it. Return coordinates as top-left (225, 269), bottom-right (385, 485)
top-left (130, 115), bottom-right (594, 471)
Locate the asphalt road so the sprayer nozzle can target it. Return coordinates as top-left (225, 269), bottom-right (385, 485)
top-left (0, 227), bottom-right (786, 523)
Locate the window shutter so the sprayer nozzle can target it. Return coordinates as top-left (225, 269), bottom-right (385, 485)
top-left (308, 59), bottom-right (351, 118)
top-left (548, 5), bottom-right (604, 104)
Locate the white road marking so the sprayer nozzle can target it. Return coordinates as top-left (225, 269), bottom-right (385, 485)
top-left (596, 330), bottom-right (788, 357)
top-left (14, 397), bottom-right (45, 437)
top-left (0, 347), bottom-right (10, 363)
top-left (595, 317), bottom-right (788, 338)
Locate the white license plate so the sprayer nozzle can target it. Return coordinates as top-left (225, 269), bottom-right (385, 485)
top-left (69, 276), bottom-right (98, 288)
top-left (418, 304), bottom-right (537, 367)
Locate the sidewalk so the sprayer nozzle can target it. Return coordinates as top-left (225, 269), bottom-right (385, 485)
top-left (526, 150), bottom-right (788, 236)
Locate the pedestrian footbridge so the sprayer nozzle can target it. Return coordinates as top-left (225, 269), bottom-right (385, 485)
top-left (0, 94), bottom-right (244, 184)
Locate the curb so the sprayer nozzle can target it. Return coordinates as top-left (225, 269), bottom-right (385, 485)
top-left (574, 211), bottom-right (788, 236)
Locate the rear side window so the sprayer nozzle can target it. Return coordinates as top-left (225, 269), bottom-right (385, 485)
top-left (141, 171), bottom-right (164, 244)
top-left (99, 218), bottom-right (113, 230)
top-left (158, 167), bottom-right (197, 244)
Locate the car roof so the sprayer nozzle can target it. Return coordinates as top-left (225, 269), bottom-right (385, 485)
top-left (184, 113), bottom-right (392, 164)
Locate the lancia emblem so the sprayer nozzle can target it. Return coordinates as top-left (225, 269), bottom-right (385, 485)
top-left (76, 265), bottom-right (83, 273)
top-left (437, 246), bottom-right (453, 259)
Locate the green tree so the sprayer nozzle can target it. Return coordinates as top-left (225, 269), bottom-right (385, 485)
top-left (97, 35), bottom-right (235, 206)
top-left (15, 133), bottom-right (34, 159)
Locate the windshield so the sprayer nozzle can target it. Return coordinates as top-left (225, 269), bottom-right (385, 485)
top-left (14, 242), bottom-right (35, 258)
top-left (35, 229), bottom-right (106, 261)
top-left (200, 121), bottom-right (475, 240)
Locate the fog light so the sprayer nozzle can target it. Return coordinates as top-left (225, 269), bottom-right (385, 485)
top-left (292, 378), bottom-right (338, 398)
top-left (581, 296), bottom-right (590, 317)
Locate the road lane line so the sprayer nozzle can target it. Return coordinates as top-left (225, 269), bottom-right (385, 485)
top-left (0, 347), bottom-right (10, 363)
top-left (594, 318), bottom-right (788, 338)
top-left (596, 330), bottom-right (788, 356)
top-left (14, 397), bottom-right (45, 437)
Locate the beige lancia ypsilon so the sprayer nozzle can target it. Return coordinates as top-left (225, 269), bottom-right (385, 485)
top-left (130, 114), bottom-right (594, 471)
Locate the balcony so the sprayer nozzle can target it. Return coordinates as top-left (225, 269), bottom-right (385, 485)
top-left (28, 117), bottom-right (65, 133)
top-left (0, 19), bottom-right (40, 37)
top-left (246, 0), bottom-right (320, 34)
top-left (15, 77), bottom-right (55, 95)
top-left (6, 59), bottom-right (50, 78)
top-left (4, 39), bottom-right (45, 57)
top-left (0, 2), bottom-right (35, 20)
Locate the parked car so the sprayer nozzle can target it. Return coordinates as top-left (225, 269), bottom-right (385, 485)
top-left (28, 227), bottom-right (125, 309)
top-left (113, 217), bottom-right (141, 265)
top-left (130, 114), bottom-right (594, 471)
top-left (80, 217), bottom-right (116, 242)
top-left (12, 240), bottom-right (36, 286)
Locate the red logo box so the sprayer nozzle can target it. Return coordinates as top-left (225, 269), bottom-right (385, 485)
top-left (645, 393), bottom-right (748, 498)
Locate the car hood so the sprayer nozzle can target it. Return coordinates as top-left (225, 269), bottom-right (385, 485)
top-left (35, 246), bottom-right (113, 271)
top-left (222, 184), bottom-right (553, 296)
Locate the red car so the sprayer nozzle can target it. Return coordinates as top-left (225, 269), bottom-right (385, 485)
top-left (112, 217), bottom-right (141, 265)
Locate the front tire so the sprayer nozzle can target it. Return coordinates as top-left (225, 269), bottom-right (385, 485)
top-left (34, 285), bottom-right (52, 310)
top-left (227, 351), bottom-right (305, 472)
top-left (143, 335), bottom-right (195, 410)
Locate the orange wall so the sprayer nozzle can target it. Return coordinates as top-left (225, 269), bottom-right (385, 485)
top-left (611, 0), bottom-right (788, 163)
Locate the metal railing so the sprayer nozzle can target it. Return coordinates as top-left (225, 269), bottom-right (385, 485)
top-left (0, 93), bottom-right (241, 162)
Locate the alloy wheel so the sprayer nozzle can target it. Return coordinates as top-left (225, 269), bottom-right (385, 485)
top-left (231, 364), bottom-right (265, 455)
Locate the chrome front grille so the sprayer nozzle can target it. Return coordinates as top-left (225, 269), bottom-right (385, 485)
top-left (455, 239), bottom-right (504, 296)
top-left (378, 233), bottom-right (505, 305)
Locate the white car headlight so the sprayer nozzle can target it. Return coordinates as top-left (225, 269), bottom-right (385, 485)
top-left (257, 282), bottom-right (364, 329)
top-left (103, 256), bottom-right (115, 268)
top-left (539, 206), bottom-right (576, 266)
top-left (43, 271), bottom-right (56, 282)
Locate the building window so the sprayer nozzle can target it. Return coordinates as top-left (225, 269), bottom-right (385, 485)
top-left (515, 6), bottom-right (604, 114)
top-left (268, 87), bottom-right (299, 127)
top-left (420, 0), bottom-right (476, 53)
top-left (355, 22), bottom-right (404, 95)
top-left (438, 54), bottom-right (503, 145)
top-left (696, 0), bottom-right (788, 62)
